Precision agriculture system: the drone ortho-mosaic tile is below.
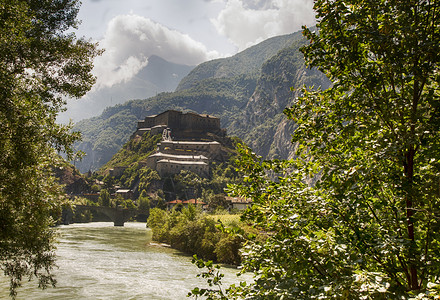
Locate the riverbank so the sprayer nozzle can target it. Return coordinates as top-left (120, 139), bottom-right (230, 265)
top-left (147, 207), bottom-right (262, 265)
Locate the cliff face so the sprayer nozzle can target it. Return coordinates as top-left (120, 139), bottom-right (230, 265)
top-left (229, 39), bottom-right (331, 159)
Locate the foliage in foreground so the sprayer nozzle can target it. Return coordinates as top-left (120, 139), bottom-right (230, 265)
top-left (0, 0), bottom-right (99, 297)
top-left (191, 0), bottom-right (440, 298)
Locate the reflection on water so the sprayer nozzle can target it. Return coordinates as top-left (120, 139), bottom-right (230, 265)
top-left (0, 222), bottom-right (248, 299)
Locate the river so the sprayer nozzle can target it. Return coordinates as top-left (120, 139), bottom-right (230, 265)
top-left (0, 222), bottom-right (249, 299)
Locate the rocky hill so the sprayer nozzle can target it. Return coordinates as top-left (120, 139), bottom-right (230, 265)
top-left (72, 29), bottom-right (330, 173)
top-left (53, 160), bottom-right (91, 195)
top-left (230, 38), bottom-right (331, 159)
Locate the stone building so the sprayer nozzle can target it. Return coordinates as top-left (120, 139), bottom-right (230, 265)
top-left (226, 196), bottom-right (253, 211)
top-left (134, 125), bottom-right (167, 137)
top-left (145, 153), bottom-right (209, 170)
top-left (133, 110), bottom-right (228, 178)
top-left (136, 110), bottom-right (226, 139)
top-left (157, 141), bottom-right (221, 159)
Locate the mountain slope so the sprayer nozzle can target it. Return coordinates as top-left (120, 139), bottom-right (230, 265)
top-left (72, 29), bottom-right (330, 173)
top-left (176, 31), bottom-right (304, 91)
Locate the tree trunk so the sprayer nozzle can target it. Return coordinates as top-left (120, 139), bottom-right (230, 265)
top-left (404, 147), bottom-right (419, 290)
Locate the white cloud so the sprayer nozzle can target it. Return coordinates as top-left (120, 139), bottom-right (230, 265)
top-left (212, 0), bottom-right (315, 51)
top-left (93, 14), bottom-right (221, 90)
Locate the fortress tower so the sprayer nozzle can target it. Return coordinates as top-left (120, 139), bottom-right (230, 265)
top-left (135, 110), bottom-right (226, 139)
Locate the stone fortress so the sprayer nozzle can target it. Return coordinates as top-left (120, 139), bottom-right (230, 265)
top-left (135, 109), bottom-right (226, 140)
top-left (135, 110), bottom-right (227, 177)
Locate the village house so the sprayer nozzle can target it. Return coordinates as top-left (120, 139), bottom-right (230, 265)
top-left (226, 196), bottom-right (253, 211)
top-left (115, 189), bottom-right (133, 200)
top-left (182, 199), bottom-right (206, 208)
top-left (166, 199), bottom-right (183, 210)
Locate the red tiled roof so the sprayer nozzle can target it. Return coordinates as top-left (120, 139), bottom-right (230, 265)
top-left (167, 200), bottom-right (183, 204)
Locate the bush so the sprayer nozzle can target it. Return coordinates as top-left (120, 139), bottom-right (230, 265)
top-left (147, 205), bottom-right (251, 264)
top-left (215, 235), bottom-right (242, 265)
top-left (98, 189), bottom-right (111, 207)
top-left (137, 190), bottom-right (150, 213)
top-left (147, 208), bottom-right (169, 242)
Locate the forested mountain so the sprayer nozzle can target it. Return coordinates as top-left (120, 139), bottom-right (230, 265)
top-left (72, 29), bottom-right (330, 173)
top-left (176, 32), bottom-right (304, 91)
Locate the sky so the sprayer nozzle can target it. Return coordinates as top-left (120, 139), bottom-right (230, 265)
top-left (63, 0), bottom-right (316, 121)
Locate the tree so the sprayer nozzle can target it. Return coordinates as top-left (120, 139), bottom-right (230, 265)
top-left (193, 1), bottom-right (440, 299)
top-left (137, 189), bottom-right (151, 212)
top-left (98, 189), bottom-right (111, 207)
top-left (293, 0), bottom-right (440, 295)
top-left (207, 194), bottom-right (230, 211)
top-left (0, 0), bottom-right (100, 297)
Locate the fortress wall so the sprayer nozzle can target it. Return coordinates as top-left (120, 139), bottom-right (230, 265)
top-left (153, 112), bottom-right (168, 127)
top-left (138, 114), bottom-right (157, 129)
top-left (158, 141), bottom-right (221, 158)
top-left (137, 110), bottom-right (221, 134)
top-left (181, 113), bottom-right (220, 132)
top-left (146, 153), bottom-right (208, 170)
top-left (134, 128), bottom-right (150, 136)
top-left (208, 142), bottom-right (221, 154)
top-left (167, 110), bottom-right (182, 128)
top-left (150, 125), bottom-right (167, 135)
top-left (134, 125), bottom-right (167, 137)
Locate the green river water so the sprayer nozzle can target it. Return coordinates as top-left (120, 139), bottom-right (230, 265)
top-left (0, 222), bottom-right (249, 299)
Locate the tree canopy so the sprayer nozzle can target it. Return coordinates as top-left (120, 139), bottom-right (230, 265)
top-left (294, 0), bottom-right (440, 294)
top-left (0, 0), bottom-right (100, 297)
top-left (192, 0), bottom-right (440, 299)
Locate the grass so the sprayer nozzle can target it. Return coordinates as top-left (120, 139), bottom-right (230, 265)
top-left (207, 214), bottom-right (241, 227)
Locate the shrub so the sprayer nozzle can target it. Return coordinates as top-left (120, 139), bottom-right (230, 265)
top-left (147, 208), bottom-right (169, 242)
top-left (215, 235), bottom-right (242, 265)
top-left (147, 206), bottom-right (251, 264)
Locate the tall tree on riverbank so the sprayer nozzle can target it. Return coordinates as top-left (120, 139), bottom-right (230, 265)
top-left (0, 0), bottom-right (100, 297)
top-left (292, 0), bottom-right (440, 294)
top-left (191, 0), bottom-right (440, 299)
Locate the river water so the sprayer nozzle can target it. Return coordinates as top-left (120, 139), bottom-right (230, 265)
top-left (0, 222), bottom-right (249, 299)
